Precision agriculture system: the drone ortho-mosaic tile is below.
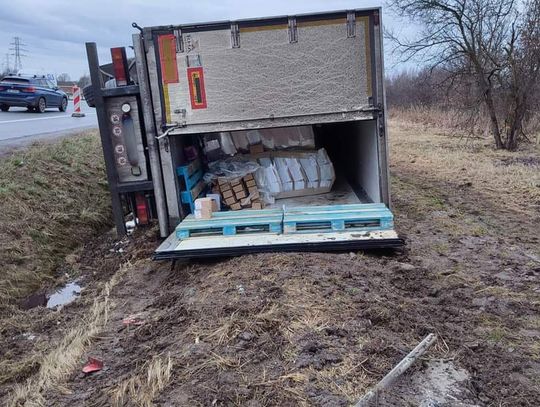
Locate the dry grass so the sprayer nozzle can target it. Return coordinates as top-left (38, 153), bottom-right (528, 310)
top-left (390, 106), bottom-right (540, 143)
top-left (0, 132), bottom-right (111, 310)
top-left (388, 116), bottom-right (540, 217)
top-left (110, 354), bottom-right (173, 407)
top-left (6, 262), bottom-right (130, 407)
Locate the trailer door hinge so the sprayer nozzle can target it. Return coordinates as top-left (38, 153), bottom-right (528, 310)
top-left (231, 23), bottom-right (240, 48)
top-left (173, 29), bottom-right (184, 53)
top-left (288, 17), bottom-right (298, 43)
top-left (347, 12), bottom-right (356, 38)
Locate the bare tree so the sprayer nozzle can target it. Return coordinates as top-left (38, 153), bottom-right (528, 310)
top-left (77, 73), bottom-right (90, 89)
top-left (386, 0), bottom-right (540, 150)
top-left (56, 73), bottom-right (71, 83)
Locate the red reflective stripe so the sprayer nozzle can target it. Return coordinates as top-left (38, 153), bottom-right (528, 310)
top-left (135, 193), bottom-right (149, 225)
top-left (158, 34), bottom-right (179, 84)
top-left (73, 86), bottom-right (81, 112)
top-left (187, 67), bottom-right (207, 109)
top-left (111, 47), bottom-right (128, 86)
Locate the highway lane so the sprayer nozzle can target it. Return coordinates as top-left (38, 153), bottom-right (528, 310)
top-left (0, 103), bottom-right (97, 149)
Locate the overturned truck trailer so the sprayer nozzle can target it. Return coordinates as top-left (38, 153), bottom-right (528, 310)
top-left (86, 7), bottom-right (403, 259)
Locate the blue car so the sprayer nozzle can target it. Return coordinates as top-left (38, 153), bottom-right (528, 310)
top-left (0, 75), bottom-right (68, 113)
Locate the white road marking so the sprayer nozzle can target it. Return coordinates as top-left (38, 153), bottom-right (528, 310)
top-left (0, 113), bottom-right (96, 125)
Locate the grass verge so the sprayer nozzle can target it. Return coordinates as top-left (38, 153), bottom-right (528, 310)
top-left (0, 131), bottom-right (112, 311)
top-left (7, 261), bottom-right (130, 406)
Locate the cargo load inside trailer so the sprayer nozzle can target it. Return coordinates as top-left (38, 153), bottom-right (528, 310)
top-left (84, 7), bottom-right (402, 257)
top-left (155, 119), bottom-right (400, 259)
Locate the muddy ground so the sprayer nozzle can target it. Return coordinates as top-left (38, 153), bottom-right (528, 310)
top-left (1, 121), bottom-right (539, 406)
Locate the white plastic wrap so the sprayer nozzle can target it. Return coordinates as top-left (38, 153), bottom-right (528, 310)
top-left (219, 132), bottom-right (237, 156)
top-left (246, 130), bottom-right (262, 145)
top-left (231, 131), bottom-right (249, 152)
top-left (274, 157), bottom-right (294, 192)
top-left (317, 148), bottom-right (335, 188)
top-left (203, 159), bottom-right (260, 183)
top-left (254, 165), bottom-right (280, 204)
top-left (231, 125), bottom-right (315, 151)
top-left (286, 158), bottom-right (306, 190)
top-left (299, 156), bottom-right (320, 189)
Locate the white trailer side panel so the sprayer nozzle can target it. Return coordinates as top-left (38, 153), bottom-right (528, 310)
top-left (161, 16), bottom-right (373, 130)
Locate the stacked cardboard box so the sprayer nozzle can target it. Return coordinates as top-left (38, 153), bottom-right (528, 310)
top-left (217, 173), bottom-right (263, 210)
top-left (194, 197), bottom-right (214, 219)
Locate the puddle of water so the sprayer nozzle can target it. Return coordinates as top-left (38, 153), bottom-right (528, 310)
top-left (46, 282), bottom-right (82, 309)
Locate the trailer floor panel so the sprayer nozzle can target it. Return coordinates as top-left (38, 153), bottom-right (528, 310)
top-left (265, 177), bottom-right (367, 209)
top-left (154, 229), bottom-right (402, 259)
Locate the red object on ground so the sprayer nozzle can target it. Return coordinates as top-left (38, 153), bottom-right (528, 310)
top-left (82, 357), bottom-right (103, 374)
top-left (122, 314), bottom-right (145, 326)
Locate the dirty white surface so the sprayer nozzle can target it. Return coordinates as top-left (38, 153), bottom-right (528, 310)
top-left (156, 229), bottom-right (398, 253)
top-left (167, 18), bottom-right (371, 126)
top-left (377, 360), bottom-right (479, 407)
top-left (266, 177), bottom-right (364, 209)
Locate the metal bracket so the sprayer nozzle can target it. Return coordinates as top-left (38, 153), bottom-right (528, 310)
top-left (174, 29), bottom-right (184, 53)
top-left (231, 23), bottom-right (240, 48)
top-left (347, 12), bottom-right (356, 38)
top-left (377, 104), bottom-right (385, 138)
top-left (288, 17), bottom-right (298, 43)
top-left (173, 108), bottom-right (187, 118)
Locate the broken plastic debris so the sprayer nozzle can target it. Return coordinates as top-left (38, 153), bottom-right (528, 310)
top-left (82, 357), bottom-right (103, 374)
top-left (122, 314), bottom-right (145, 326)
top-left (125, 220), bottom-right (136, 234)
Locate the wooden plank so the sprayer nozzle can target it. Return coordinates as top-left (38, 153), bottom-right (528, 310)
top-left (181, 209), bottom-right (282, 222)
top-left (284, 211), bottom-right (392, 223)
top-left (283, 204), bottom-right (394, 234)
top-left (284, 203), bottom-right (387, 213)
top-left (354, 334), bottom-right (437, 407)
top-left (176, 210), bottom-right (283, 238)
top-left (176, 159), bottom-right (201, 178)
top-left (180, 179), bottom-right (206, 212)
top-left (178, 215), bottom-right (283, 230)
top-left (179, 169), bottom-right (202, 191)
top-left (190, 179), bottom-right (206, 201)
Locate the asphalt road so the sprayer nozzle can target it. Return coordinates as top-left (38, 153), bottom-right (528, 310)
top-left (0, 102), bottom-right (97, 150)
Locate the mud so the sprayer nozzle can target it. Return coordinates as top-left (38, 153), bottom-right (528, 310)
top-left (1, 136), bottom-right (539, 405)
top-left (379, 360), bottom-right (477, 407)
top-left (36, 167), bottom-right (540, 405)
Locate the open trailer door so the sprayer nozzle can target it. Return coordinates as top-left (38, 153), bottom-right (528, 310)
top-left (154, 203), bottom-right (402, 260)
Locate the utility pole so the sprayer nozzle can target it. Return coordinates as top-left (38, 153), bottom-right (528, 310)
top-left (9, 37), bottom-right (28, 72)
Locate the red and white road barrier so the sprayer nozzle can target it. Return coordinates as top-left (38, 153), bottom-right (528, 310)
top-left (71, 86), bottom-right (85, 117)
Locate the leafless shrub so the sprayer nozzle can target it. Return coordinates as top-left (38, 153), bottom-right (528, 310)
top-left (386, 0), bottom-right (540, 150)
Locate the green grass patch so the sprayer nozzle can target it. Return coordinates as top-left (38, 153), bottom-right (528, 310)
top-left (0, 132), bottom-right (112, 310)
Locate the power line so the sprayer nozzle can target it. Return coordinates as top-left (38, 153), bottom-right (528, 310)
top-left (9, 37), bottom-right (28, 71)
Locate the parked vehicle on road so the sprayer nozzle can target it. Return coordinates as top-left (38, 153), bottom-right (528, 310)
top-left (0, 75), bottom-right (68, 113)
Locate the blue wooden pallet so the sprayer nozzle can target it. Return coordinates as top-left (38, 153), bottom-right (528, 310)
top-left (177, 160), bottom-right (205, 213)
top-left (283, 203), bottom-right (394, 234)
top-left (175, 209), bottom-right (283, 239)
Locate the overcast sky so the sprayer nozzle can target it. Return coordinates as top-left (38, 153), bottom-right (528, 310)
top-left (0, 0), bottom-right (411, 80)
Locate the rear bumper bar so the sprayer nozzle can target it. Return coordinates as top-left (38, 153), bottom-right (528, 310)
top-left (0, 95), bottom-right (39, 107)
